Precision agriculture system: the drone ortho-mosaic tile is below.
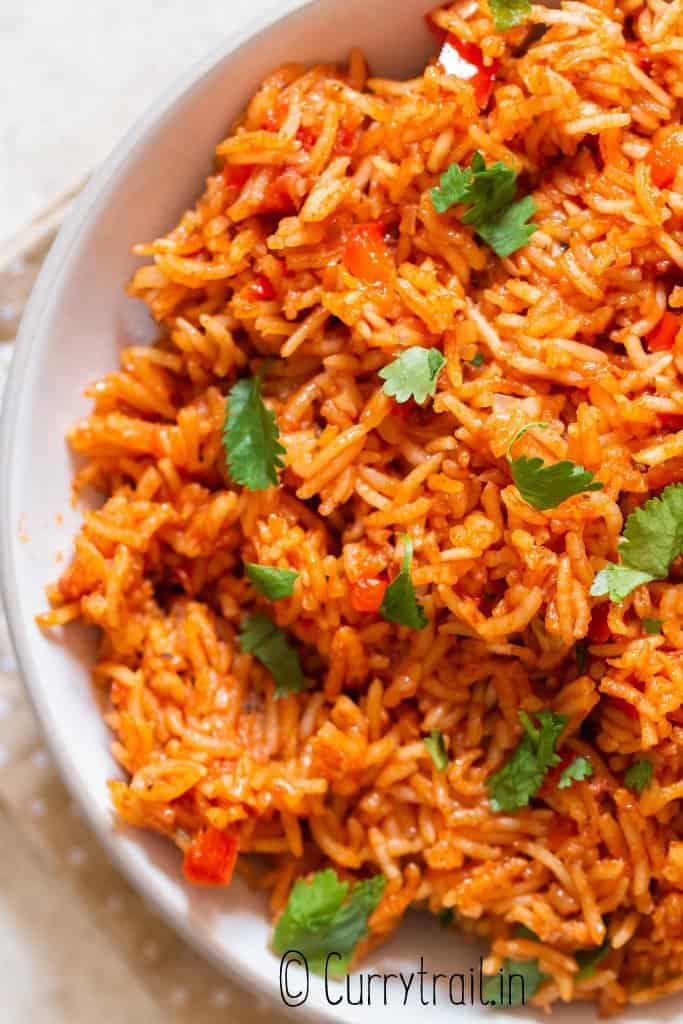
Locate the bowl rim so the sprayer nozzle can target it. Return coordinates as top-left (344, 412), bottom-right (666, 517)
top-left (0, 1), bottom-right (336, 1019)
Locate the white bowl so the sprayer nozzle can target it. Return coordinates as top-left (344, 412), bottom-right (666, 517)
top-left (0, 2), bottom-right (674, 1021)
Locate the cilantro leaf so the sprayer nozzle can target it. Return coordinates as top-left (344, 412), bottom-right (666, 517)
top-left (477, 195), bottom-right (538, 258)
top-left (470, 351), bottom-right (485, 367)
top-left (379, 535), bottom-right (428, 630)
top-left (487, 709), bottom-right (567, 812)
top-left (482, 959), bottom-right (548, 1007)
top-left (239, 614), bottom-right (305, 698)
top-left (223, 369), bottom-right (286, 491)
top-left (431, 162), bottom-right (474, 214)
top-left (625, 759), bottom-right (653, 795)
top-left (245, 564), bottom-right (298, 600)
top-left (590, 484), bottom-right (683, 602)
top-left (460, 152), bottom-right (517, 226)
top-left (431, 153), bottom-right (537, 258)
top-left (576, 938), bottom-right (610, 980)
top-left (642, 617), bottom-right (663, 634)
top-left (620, 483), bottom-right (683, 578)
top-left (590, 565), bottom-right (654, 603)
top-left (431, 152), bottom-right (514, 222)
top-left (558, 756), bottom-right (593, 789)
top-left (272, 869), bottom-right (386, 976)
top-left (490, 0), bottom-right (532, 32)
top-left (424, 730), bottom-right (448, 772)
top-left (379, 347), bottom-right (446, 404)
top-left (507, 421), bottom-right (603, 511)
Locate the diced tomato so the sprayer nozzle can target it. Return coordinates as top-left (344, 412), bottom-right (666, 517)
top-left (343, 223), bottom-right (395, 284)
top-left (625, 41), bottom-right (652, 72)
top-left (647, 311), bottom-right (681, 352)
top-left (262, 169), bottom-right (298, 215)
top-left (669, 708), bottom-right (683, 725)
top-left (222, 164), bottom-right (252, 190)
top-left (646, 125), bottom-right (683, 188)
top-left (296, 125), bottom-right (317, 149)
top-left (349, 575), bottom-right (388, 612)
top-left (248, 274), bottom-right (275, 301)
top-left (659, 414), bottom-right (683, 432)
top-left (440, 35), bottom-right (499, 108)
top-left (335, 118), bottom-right (361, 154)
top-left (588, 603), bottom-right (611, 644)
top-left (610, 697), bottom-right (639, 721)
top-left (182, 826), bottom-right (239, 886)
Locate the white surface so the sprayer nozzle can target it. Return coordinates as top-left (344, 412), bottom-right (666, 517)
top-left (0, 0), bottom-right (286, 245)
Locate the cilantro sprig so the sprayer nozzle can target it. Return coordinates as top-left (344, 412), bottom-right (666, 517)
top-left (379, 535), bottom-right (428, 630)
top-left (431, 152), bottom-right (537, 258)
top-left (379, 347), bottom-right (446, 404)
top-left (245, 564), bottom-right (299, 600)
top-left (558, 756), bottom-right (593, 789)
top-left (487, 709), bottom-right (567, 812)
top-left (642, 617), bottom-right (663, 634)
top-left (272, 869), bottom-right (386, 976)
top-left (482, 959), bottom-right (547, 1008)
top-left (507, 422), bottom-right (603, 511)
top-left (490, 0), bottom-right (532, 32)
top-left (223, 368), bottom-right (286, 490)
top-left (624, 759), bottom-right (653, 794)
top-left (239, 614), bottom-right (305, 698)
top-left (576, 939), bottom-right (610, 980)
top-left (591, 484), bottom-right (683, 602)
top-left (424, 730), bottom-right (448, 772)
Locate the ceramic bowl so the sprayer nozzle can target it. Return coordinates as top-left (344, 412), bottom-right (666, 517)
top-left (0, 1), bottom-right (668, 1020)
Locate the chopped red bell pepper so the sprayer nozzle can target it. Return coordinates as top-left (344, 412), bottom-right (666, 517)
top-left (183, 826), bottom-right (239, 886)
top-left (343, 223), bottom-right (395, 284)
top-left (588, 603), bottom-right (611, 644)
top-left (349, 575), bottom-right (389, 612)
top-left (440, 35), bottom-right (499, 108)
top-left (648, 311), bottom-right (681, 352)
top-left (248, 274), bottom-right (275, 301)
top-left (222, 164), bottom-right (252, 190)
top-left (646, 126), bottom-right (683, 188)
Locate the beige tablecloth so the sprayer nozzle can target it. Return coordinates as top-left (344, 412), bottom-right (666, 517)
top-left (0, 204), bottom-right (289, 1024)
